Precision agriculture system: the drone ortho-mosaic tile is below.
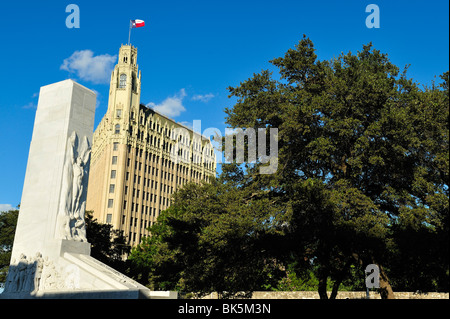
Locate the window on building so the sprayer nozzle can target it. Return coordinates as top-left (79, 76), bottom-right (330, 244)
top-left (109, 184), bottom-right (115, 193)
top-left (111, 170), bottom-right (116, 179)
top-left (112, 156), bottom-right (118, 164)
top-left (113, 142), bottom-right (119, 151)
top-left (115, 124), bottom-right (120, 134)
top-left (108, 199), bottom-right (114, 208)
top-left (106, 214), bottom-right (112, 224)
top-left (116, 109), bottom-right (122, 118)
top-left (119, 74), bottom-right (127, 88)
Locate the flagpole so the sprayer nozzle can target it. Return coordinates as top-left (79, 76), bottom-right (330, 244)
top-left (128, 20), bottom-right (132, 45)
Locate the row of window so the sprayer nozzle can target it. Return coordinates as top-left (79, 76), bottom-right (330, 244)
top-left (106, 143), bottom-right (213, 243)
top-left (125, 200), bottom-right (164, 216)
top-left (113, 123), bottom-right (215, 158)
top-left (129, 216), bottom-right (154, 229)
top-left (127, 144), bottom-right (213, 170)
top-left (107, 200), bottom-right (173, 222)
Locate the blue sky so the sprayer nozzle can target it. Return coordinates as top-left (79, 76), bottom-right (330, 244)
top-left (0, 0), bottom-right (448, 211)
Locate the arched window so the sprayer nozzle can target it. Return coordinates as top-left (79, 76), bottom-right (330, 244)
top-left (115, 124), bottom-right (120, 134)
top-left (119, 74), bottom-right (127, 88)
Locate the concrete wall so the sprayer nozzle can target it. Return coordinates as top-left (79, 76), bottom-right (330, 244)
top-left (198, 291), bottom-right (449, 299)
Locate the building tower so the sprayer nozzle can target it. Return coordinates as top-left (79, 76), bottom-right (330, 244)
top-left (86, 45), bottom-right (216, 246)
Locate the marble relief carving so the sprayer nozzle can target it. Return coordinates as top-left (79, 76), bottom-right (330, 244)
top-left (57, 131), bottom-right (91, 242)
top-left (3, 252), bottom-right (79, 294)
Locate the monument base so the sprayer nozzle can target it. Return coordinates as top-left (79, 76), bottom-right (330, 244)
top-left (1, 239), bottom-right (177, 299)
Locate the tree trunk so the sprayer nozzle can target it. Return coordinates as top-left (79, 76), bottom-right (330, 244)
top-left (329, 280), bottom-right (341, 299)
top-left (378, 263), bottom-right (395, 299)
top-left (329, 261), bottom-right (351, 299)
top-left (318, 267), bottom-right (329, 299)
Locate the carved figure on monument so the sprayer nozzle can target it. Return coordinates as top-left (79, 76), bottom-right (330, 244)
top-left (41, 257), bottom-right (57, 290)
top-left (57, 131), bottom-right (91, 241)
top-left (34, 252), bottom-right (44, 292)
top-left (4, 258), bottom-right (17, 293)
top-left (24, 256), bottom-right (36, 292)
top-left (17, 254), bottom-right (28, 292)
top-left (3, 252), bottom-right (44, 294)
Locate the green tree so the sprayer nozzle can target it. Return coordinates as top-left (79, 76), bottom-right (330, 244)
top-left (129, 175), bottom-right (285, 297)
top-left (85, 211), bottom-right (131, 273)
top-left (387, 71), bottom-right (449, 292)
top-left (224, 36), bottom-right (448, 298)
top-left (0, 208), bottom-right (19, 285)
top-left (129, 37), bottom-right (448, 299)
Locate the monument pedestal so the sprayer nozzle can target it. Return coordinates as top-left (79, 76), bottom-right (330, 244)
top-left (0, 80), bottom-right (176, 299)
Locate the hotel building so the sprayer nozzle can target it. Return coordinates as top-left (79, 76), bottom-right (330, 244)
top-left (86, 44), bottom-right (216, 246)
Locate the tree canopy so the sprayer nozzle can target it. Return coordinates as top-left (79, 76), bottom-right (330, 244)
top-left (119, 37), bottom-right (449, 298)
top-left (0, 208), bottom-right (19, 285)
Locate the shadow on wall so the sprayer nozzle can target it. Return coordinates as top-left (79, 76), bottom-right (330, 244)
top-left (2, 253), bottom-right (43, 295)
top-left (2, 252), bottom-right (78, 296)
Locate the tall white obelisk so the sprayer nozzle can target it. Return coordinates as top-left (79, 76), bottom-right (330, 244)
top-left (11, 79), bottom-right (95, 261)
top-left (1, 79), bottom-right (173, 299)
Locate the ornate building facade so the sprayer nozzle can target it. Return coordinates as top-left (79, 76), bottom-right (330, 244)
top-left (86, 44), bottom-right (216, 246)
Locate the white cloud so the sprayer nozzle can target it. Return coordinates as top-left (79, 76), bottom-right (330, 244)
top-left (60, 50), bottom-right (117, 84)
top-left (22, 102), bottom-right (37, 109)
top-left (0, 204), bottom-right (14, 212)
top-left (192, 93), bottom-right (215, 103)
top-left (22, 92), bottom-right (39, 109)
top-left (146, 89), bottom-right (187, 118)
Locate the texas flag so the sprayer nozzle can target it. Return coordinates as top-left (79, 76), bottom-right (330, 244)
top-left (131, 19), bottom-right (145, 28)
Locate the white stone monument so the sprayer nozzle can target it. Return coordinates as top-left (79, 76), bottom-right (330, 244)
top-left (1, 79), bottom-right (176, 299)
